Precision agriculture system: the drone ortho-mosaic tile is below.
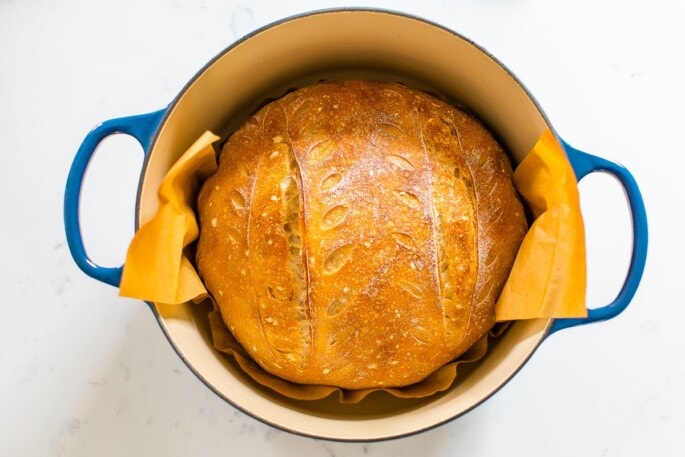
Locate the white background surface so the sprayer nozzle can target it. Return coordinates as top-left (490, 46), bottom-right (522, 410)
top-left (2, 0), bottom-right (684, 455)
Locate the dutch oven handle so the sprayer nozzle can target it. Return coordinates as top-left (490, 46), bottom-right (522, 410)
top-left (63, 109), bottom-right (166, 287)
top-left (550, 139), bottom-right (648, 333)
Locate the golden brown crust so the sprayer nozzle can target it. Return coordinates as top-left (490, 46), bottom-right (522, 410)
top-left (196, 80), bottom-right (527, 389)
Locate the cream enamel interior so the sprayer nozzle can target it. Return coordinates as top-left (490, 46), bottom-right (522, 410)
top-left (138, 10), bottom-right (553, 441)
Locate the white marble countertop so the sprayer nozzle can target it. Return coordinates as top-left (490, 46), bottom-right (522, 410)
top-left (2, 0), bottom-right (684, 455)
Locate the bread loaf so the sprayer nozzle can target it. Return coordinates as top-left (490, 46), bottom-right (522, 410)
top-left (196, 80), bottom-right (527, 389)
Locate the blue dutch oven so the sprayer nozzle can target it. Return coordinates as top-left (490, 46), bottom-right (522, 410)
top-left (64, 9), bottom-right (647, 441)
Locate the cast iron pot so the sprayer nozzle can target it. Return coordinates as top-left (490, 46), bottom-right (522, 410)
top-left (64, 9), bottom-right (648, 441)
